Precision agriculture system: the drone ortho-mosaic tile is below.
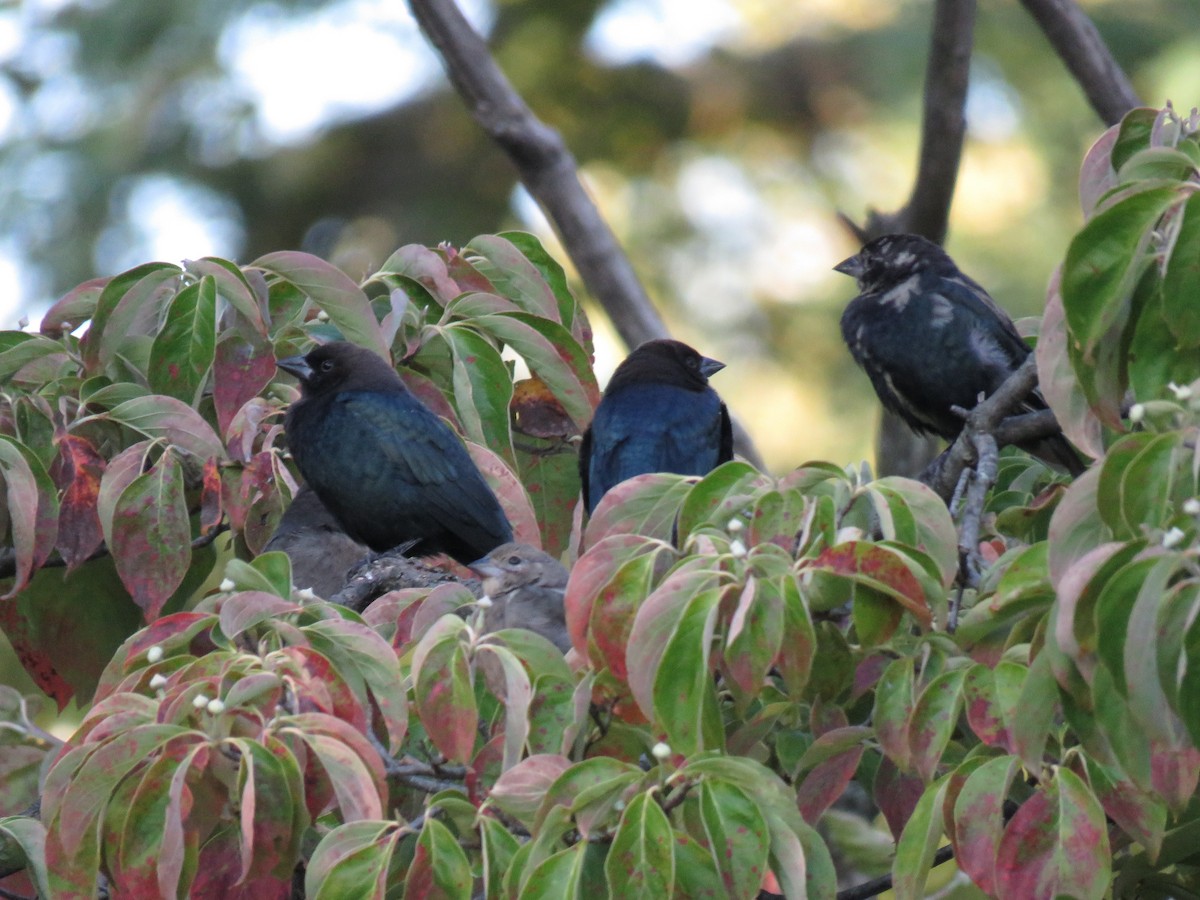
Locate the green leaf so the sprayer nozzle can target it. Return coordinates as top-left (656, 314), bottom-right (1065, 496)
top-left (807, 541), bottom-right (932, 630)
top-left (584, 474), bottom-right (695, 546)
top-left (872, 656), bottom-right (914, 770)
top-left (951, 755), bottom-right (1019, 897)
top-left (604, 792), bottom-right (675, 899)
top-left (908, 668), bottom-right (967, 782)
top-left (1128, 276), bottom-right (1200, 402)
top-left (498, 231), bottom-right (589, 341)
top-left (412, 618), bottom-right (477, 765)
top-left (0, 434), bottom-right (60, 598)
top-left (0, 816), bottom-right (51, 898)
top-left (101, 394), bottom-right (225, 461)
top-left (432, 324), bottom-right (515, 464)
top-left (403, 818), bottom-right (471, 900)
top-left (865, 477), bottom-right (958, 587)
top-left (1110, 107), bottom-right (1160, 171)
top-left (253, 251), bottom-right (389, 358)
top-left (147, 276), bottom-right (217, 405)
top-left (82, 263), bottom-right (183, 374)
top-left (488, 754), bottom-right (572, 830)
top-left (891, 775), bottom-right (948, 900)
top-left (1097, 432), bottom-right (1181, 538)
top-left (465, 233), bottom-right (563, 323)
top-left (307, 821), bottom-right (401, 900)
top-left (1163, 191), bottom-right (1200, 347)
top-left (697, 780), bottom-right (769, 897)
top-left (1061, 185), bottom-right (1180, 422)
top-left (652, 586), bottom-right (725, 755)
top-left (677, 461), bottom-right (770, 544)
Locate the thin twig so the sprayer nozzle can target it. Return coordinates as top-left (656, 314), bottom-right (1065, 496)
top-left (835, 844), bottom-right (956, 900)
top-left (1017, 0), bottom-right (1140, 125)
top-left (0, 524), bottom-right (228, 583)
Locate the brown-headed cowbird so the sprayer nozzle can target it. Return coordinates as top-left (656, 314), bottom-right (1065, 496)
top-left (580, 339), bottom-right (733, 513)
top-left (469, 542), bottom-right (569, 652)
top-left (262, 485), bottom-right (369, 598)
top-left (835, 234), bottom-right (1085, 475)
top-left (277, 341), bottom-right (514, 564)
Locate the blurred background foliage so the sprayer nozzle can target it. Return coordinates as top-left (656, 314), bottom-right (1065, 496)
top-left (1, 0), bottom-right (1198, 474)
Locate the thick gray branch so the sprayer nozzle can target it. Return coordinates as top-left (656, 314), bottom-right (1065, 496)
top-left (1018, 0), bottom-right (1140, 125)
top-left (406, 0), bottom-right (667, 349)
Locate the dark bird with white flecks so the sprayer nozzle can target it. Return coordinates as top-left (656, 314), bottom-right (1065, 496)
top-left (835, 233), bottom-right (1085, 475)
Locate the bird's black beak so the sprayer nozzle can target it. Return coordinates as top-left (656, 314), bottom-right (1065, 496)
top-left (699, 357), bottom-right (725, 379)
top-left (468, 557), bottom-right (502, 578)
top-left (834, 253), bottom-right (864, 278)
top-left (277, 354), bottom-right (313, 383)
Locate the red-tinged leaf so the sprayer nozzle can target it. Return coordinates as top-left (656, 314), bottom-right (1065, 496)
top-left (1046, 466), bottom-right (1109, 588)
top-left (1150, 739), bottom-right (1200, 814)
top-left (199, 457), bottom-right (223, 535)
top-left (1037, 282), bottom-right (1105, 460)
top-left (677, 461), bottom-right (771, 544)
top-left (477, 644), bottom-right (533, 771)
top-left (278, 714), bottom-right (386, 821)
top-left (723, 576), bottom-right (784, 701)
top-left (464, 439), bottom-right (540, 547)
top-left (652, 586), bottom-right (725, 755)
top-left (488, 754), bottom-right (572, 829)
top-left (372, 243), bottom-right (462, 304)
top-left (909, 668), bottom-right (967, 782)
top-left (697, 780), bottom-right (770, 897)
top-left (875, 754), bottom-right (927, 842)
top-left (49, 434), bottom-right (105, 571)
top-left (188, 826), bottom-right (292, 900)
top-left (0, 435), bottom-right (59, 597)
top-left (873, 656), bottom-right (915, 770)
top-left (589, 545), bottom-right (680, 683)
top-left (234, 739), bottom-right (301, 882)
top-left (564, 534), bottom-right (667, 655)
top-left (796, 742), bottom-right (866, 824)
top-left (512, 376), bottom-right (577, 440)
top-left (101, 394), bottom-right (225, 462)
top-left (252, 251), bottom-right (388, 359)
top-left (497, 231), bottom-right (590, 341)
top-left (218, 591), bottom-right (302, 638)
top-left (186, 256), bottom-right (269, 336)
top-left (80, 263), bottom-right (182, 373)
top-left (950, 754), bottom-right (1019, 896)
top-left (535, 756), bottom-right (643, 837)
top-left (963, 662), bottom-right (1025, 751)
top-left (305, 821), bottom-right (401, 900)
top-left (403, 816), bottom-right (472, 900)
top-left (891, 775), bottom-right (949, 900)
top-left (213, 330), bottom-right (276, 437)
top-left (866, 477), bottom-right (959, 587)
top-left (604, 791), bottom-right (675, 898)
top-left (41, 275), bottom-right (107, 336)
top-left (398, 367), bottom-right (462, 427)
top-left (584, 474), bottom-right (694, 547)
top-left (465, 233), bottom-right (562, 322)
top-left (808, 541), bottom-right (931, 629)
top-left (471, 311), bottom-right (599, 431)
top-left (108, 451), bottom-right (191, 621)
top-left (148, 276), bottom-right (217, 405)
top-left (224, 397), bottom-right (277, 463)
top-left (775, 573), bottom-right (815, 698)
top-left (1085, 757), bottom-right (1166, 861)
top-left (275, 646), bottom-right (370, 731)
top-left (412, 619), bottom-right (477, 764)
top-left (0, 333), bottom-right (70, 383)
top-left (995, 769), bottom-right (1111, 900)
top-left (303, 618), bottom-right (408, 755)
top-left (1078, 124), bottom-right (1120, 217)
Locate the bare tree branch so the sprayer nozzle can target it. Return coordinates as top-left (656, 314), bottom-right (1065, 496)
top-left (1018, 0), bottom-right (1141, 125)
top-left (406, 0), bottom-right (666, 350)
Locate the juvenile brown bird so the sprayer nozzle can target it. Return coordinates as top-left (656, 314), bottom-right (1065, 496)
top-left (262, 485), bottom-right (370, 598)
top-left (580, 339), bottom-right (733, 513)
top-left (277, 341), bottom-right (514, 564)
top-left (469, 542), bottom-right (570, 652)
top-left (835, 234), bottom-right (1085, 475)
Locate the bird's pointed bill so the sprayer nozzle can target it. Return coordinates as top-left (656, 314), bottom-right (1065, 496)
top-left (277, 354), bottom-right (313, 381)
top-left (699, 357), bottom-right (725, 378)
top-left (833, 254), bottom-right (864, 277)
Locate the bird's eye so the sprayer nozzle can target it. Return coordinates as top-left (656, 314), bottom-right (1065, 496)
top-left (319, 359), bottom-right (335, 373)
top-left (507, 555), bottom-right (521, 566)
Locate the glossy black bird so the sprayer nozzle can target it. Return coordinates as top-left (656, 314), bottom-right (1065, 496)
top-left (277, 341), bottom-right (514, 564)
top-left (835, 233), bottom-right (1084, 475)
top-left (469, 542), bottom-right (570, 652)
top-left (580, 339), bottom-right (734, 514)
top-left (262, 485), bottom-right (369, 598)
